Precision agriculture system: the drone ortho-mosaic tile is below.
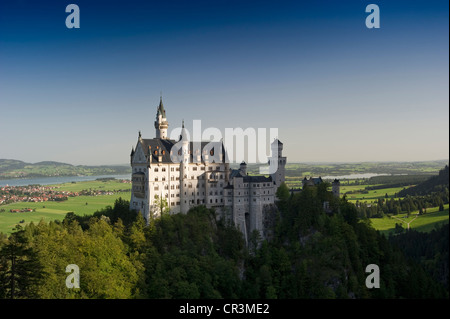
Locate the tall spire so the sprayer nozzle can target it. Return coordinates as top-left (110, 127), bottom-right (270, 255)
top-left (157, 95), bottom-right (166, 118)
top-left (155, 96), bottom-right (169, 139)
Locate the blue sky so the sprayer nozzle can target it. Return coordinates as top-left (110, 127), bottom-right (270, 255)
top-left (0, 0), bottom-right (448, 165)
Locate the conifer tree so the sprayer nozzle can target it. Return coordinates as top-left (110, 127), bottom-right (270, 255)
top-left (0, 227), bottom-right (45, 299)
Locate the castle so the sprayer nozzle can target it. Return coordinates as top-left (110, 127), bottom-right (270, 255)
top-left (129, 98), bottom-right (286, 241)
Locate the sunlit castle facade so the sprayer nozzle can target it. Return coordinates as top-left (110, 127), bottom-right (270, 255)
top-left (129, 98), bottom-right (286, 241)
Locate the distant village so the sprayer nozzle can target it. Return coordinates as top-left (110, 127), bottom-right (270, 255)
top-left (0, 180), bottom-right (131, 212)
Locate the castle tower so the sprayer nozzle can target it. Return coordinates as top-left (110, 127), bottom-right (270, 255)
top-left (180, 121), bottom-right (190, 214)
top-left (154, 96), bottom-right (169, 139)
top-left (269, 139), bottom-right (286, 187)
top-left (332, 179), bottom-right (340, 197)
top-left (239, 161), bottom-right (247, 175)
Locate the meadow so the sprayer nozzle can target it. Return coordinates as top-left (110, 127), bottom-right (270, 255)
top-left (369, 205), bottom-right (449, 235)
top-left (342, 185), bottom-right (411, 203)
top-left (0, 179), bottom-right (131, 234)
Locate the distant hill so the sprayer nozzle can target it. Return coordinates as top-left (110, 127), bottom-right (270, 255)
top-left (398, 165), bottom-right (449, 197)
top-left (0, 159), bottom-right (130, 180)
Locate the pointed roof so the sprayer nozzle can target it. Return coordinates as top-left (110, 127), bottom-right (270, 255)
top-left (156, 96), bottom-right (166, 118)
top-left (180, 120), bottom-right (189, 142)
top-left (272, 138), bottom-right (283, 145)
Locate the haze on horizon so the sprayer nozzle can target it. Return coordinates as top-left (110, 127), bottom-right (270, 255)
top-left (0, 0), bottom-right (448, 166)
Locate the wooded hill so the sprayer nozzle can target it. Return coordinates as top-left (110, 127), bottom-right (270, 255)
top-left (398, 165), bottom-right (449, 197)
top-left (0, 159), bottom-right (130, 179)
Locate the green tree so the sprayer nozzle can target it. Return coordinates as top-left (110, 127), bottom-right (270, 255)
top-left (275, 182), bottom-right (290, 202)
top-left (152, 195), bottom-right (170, 218)
top-left (0, 227), bottom-right (45, 299)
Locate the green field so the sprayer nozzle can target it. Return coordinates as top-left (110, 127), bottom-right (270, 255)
top-left (0, 180), bottom-right (131, 235)
top-left (369, 205), bottom-right (449, 235)
top-left (343, 185), bottom-right (412, 203)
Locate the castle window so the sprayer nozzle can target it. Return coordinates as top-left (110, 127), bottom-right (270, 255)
top-left (171, 167), bottom-right (174, 172)
top-left (155, 177), bottom-right (158, 181)
top-left (201, 167), bottom-right (205, 171)
top-left (193, 167), bottom-right (197, 171)
top-left (176, 167), bottom-right (180, 171)
top-left (154, 168), bottom-right (158, 172)
top-left (162, 167), bottom-right (166, 172)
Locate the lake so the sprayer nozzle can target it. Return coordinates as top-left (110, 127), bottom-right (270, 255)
top-left (0, 174), bottom-right (131, 187)
top-left (321, 173), bottom-right (392, 180)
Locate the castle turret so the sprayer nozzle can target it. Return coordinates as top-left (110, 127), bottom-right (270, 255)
top-left (239, 161), bottom-right (247, 175)
top-left (154, 96), bottom-right (169, 139)
top-left (332, 179), bottom-right (340, 197)
top-left (180, 121), bottom-right (190, 214)
top-left (269, 139), bottom-right (286, 187)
